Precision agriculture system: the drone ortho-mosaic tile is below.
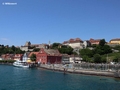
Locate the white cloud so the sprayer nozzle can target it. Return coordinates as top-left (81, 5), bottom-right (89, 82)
top-left (0, 38), bottom-right (11, 45)
top-left (1, 38), bottom-right (9, 41)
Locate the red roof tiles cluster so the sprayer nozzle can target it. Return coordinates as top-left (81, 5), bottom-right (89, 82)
top-left (1, 54), bottom-right (22, 60)
top-left (63, 38), bottom-right (83, 44)
top-left (44, 49), bottom-right (61, 56)
top-left (89, 38), bottom-right (101, 44)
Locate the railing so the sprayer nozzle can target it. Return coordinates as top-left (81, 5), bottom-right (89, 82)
top-left (40, 63), bottom-right (120, 77)
top-left (73, 63), bottom-right (120, 72)
top-left (40, 63), bottom-right (120, 72)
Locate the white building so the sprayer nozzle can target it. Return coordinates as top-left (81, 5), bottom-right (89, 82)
top-left (69, 56), bottom-right (82, 63)
top-left (0, 57), bottom-right (3, 60)
top-left (83, 40), bottom-right (91, 48)
top-left (63, 38), bottom-right (83, 49)
top-left (22, 53), bottom-right (28, 62)
top-left (20, 46), bottom-right (28, 51)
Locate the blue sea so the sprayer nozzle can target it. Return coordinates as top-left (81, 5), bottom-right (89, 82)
top-left (0, 65), bottom-right (120, 90)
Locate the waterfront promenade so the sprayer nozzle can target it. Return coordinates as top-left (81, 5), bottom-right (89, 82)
top-left (39, 63), bottom-right (120, 78)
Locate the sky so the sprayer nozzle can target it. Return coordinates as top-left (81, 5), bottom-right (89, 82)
top-left (0, 0), bottom-right (120, 46)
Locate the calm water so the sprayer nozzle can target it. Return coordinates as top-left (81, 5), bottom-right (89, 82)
top-left (0, 65), bottom-right (120, 90)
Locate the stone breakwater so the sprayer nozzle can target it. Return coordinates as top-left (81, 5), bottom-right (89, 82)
top-left (39, 64), bottom-right (120, 78)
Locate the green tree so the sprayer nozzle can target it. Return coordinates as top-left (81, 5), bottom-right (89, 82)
top-left (66, 46), bottom-right (73, 55)
top-left (101, 57), bottom-right (107, 63)
top-left (102, 45), bottom-right (112, 54)
top-left (52, 43), bottom-right (61, 49)
top-left (11, 45), bottom-right (16, 52)
top-left (83, 55), bottom-right (93, 62)
top-left (33, 48), bottom-right (40, 52)
top-left (51, 43), bottom-right (74, 55)
top-left (8, 48), bottom-right (14, 54)
top-left (93, 44), bottom-right (112, 55)
top-left (94, 48), bottom-right (103, 55)
top-left (73, 52), bottom-right (78, 55)
top-left (99, 39), bottom-right (106, 46)
top-left (30, 54), bottom-right (36, 62)
top-left (93, 54), bottom-right (101, 63)
top-left (80, 48), bottom-right (93, 57)
top-left (113, 58), bottom-right (118, 62)
top-left (58, 46), bottom-right (73, 55)
top-left (82, 55), bottom-right (91, 62)
top-left (91, 44), bottom-right (97, 48)
top-left (113, 45), bottom-right (120, 52)
top-left (0, 45), bottom-right (24, 54)
top-left (113, 54), bottom-right (120, 62)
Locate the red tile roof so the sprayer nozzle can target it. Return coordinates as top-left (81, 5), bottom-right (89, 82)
top-left (1, 54), bottom-right (14, 60)
top-left (63, 41), bottom-right (69, 44)
top-left (28, 52), bottom-right (39, 57)
top-left (89, 38), bottom-right (101, 44)
top-left (63, 38), bottom-right (83, 44)
top-left (14, 54), bottom-right (23, 57)
top-left (44, 49), bottom-right (61, 56)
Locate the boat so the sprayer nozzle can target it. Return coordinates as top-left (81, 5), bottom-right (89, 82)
top-left (13, 60), bottom-right (29, 68)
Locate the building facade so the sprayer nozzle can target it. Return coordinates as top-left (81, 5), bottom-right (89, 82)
top-left (61, 54), bottom-right (70, 64)
top-left (1, 54), bottom-right (14, 60)
top-left (20, 41), bottom-right (50, 51)
top-left (63, 38), bottom-right (83, 49)
top-left (36, 48), bottom-right (62, 64)
top-left (69, 55), bottom-right (82, 63)
top-left (109, 38), bottom-right (120, 44)
top-left (89, 38), bottom-right (101, 45)
top-left (14, 54), bottom-right (23, 60)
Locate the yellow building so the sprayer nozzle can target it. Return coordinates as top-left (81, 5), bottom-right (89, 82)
top-left (109, 38), bottom-right (120, 44)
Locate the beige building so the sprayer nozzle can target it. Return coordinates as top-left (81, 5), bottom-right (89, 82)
top-left (109, 38), bottom-right (120, 44)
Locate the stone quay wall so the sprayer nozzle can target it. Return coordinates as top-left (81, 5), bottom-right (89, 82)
top-left (39, 63), bottom-right (120, 78)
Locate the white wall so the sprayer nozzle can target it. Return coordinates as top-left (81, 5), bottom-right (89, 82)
top-left (69, 42), bottom-right (83, 49)
top-left (20, 46), bottom-right (28, 51)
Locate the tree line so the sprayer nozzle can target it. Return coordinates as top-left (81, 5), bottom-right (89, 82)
top-left (80, 39), bottom-right (120, 63)
top-left (1, 40), bottom-right (120, 63)
top-left (52, 39), bottom-right (120, 63)
top-left (0, 45), bottom-right (25, 55)
top-left (51, 43), bottom-right (74, 55)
